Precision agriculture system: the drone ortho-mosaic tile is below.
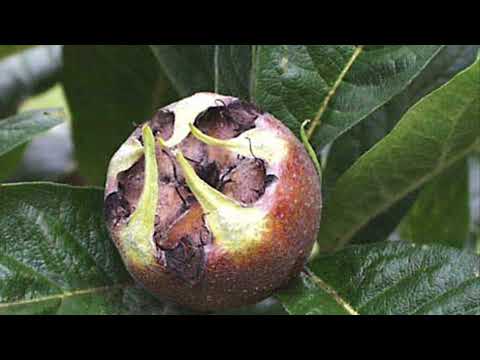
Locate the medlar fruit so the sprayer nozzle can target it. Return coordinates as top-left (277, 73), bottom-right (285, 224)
top-left (104, 93), bottom-right (322, 312)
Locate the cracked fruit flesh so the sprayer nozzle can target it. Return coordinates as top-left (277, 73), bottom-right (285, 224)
top-left (104, 93), bottom-right (322, 312)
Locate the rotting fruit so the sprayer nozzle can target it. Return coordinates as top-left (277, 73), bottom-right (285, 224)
top-left (104, 93), bottom-right (322, 312)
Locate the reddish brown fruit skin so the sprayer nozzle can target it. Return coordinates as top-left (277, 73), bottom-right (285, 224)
top-left (106, 96), bottom-right (322, 312)
top-left (110, 115), bottom-right (320, 312)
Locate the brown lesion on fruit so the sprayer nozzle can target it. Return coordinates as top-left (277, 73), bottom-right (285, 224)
top-left (162, 235), bottom-right (206, 286)
top-left (155, 203), bottom-right (211, 285)
top-left (221, 158), bottom-right (270, 204)
top-left (104, 192), bottom-right (131, 229)
top-left (105, 99), bottom-right (280, 285)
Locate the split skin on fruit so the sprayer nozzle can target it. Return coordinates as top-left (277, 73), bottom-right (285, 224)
top-left (104, 93), bottom-right (322, 312)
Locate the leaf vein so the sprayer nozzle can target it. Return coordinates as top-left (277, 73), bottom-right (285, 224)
top-left (0, 283), bottom-right (130, 311)
top-left (306, 45), bottom-right (364, 140)
top-left (304, 267), bottom-right (359, 315)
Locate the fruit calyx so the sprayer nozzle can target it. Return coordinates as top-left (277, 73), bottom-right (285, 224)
top-left (105, 93), bottom-right (323, 311)
top-left (106, 94), bottom-right (289, 279)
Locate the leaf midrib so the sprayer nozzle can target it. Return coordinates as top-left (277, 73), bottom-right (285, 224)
top-left (336, 101), bottom-right (479, 249)
top-left (0, 253), bottom-right (64, 291)
top-left (0, 283), bottom-right (131, 312)
top-left (0, 109), bottom-right (64, 156)
top-left (306, 45), bottom-right (365, 140)
top-left (304, 267), bottom-right (359, 315)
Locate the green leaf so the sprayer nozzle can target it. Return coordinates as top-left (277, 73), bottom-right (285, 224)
top-left (63, 45), bottom-right (178, 186)
top-left (215, 45), bottom-right (254, 101)
top-left (0, 45), bottom-right (33, 60)
top-left (20, 84), bottom-right (71, 120)
top-left (0, 183), bottom-right (207, 315)
top-left (0, 47), bottom-right (64, 182)
top-left (252, 45), bottom-right (443, 146)
top-left (7, 85), bottom-right (74, 183)
top-left (0, 145), bottom-right (26, 182)
top-left (399, 160), bottom-right (471, 249)
top-left (0, 109), bottom-right (65, 180)
top-left (0, 183), bottom-right (134, 315)
top-left (322, 109), bottom-right (419, 245)
top-left (309, 242), bottom-right (480, 315)
top-left (150, 45), bottom-right (215, 97)
top-left (0, 45), bottom-right (62, 118)
top-left (277, 271), bottom-right (357, 315)
top-left (318, 57), bottom-right (480, 251)
top-left (349, 192), bottom-right (419, 245)
top-left (323, 112), bottom-right (399, 198)
top-left (151, 45), bottom-right (442, 150)
top-left (0, 109), bottom-right (65, 157)
top-left (0, 46), bottom-right (63, 181)
top-left (322, 46), bottom-right (480, 245)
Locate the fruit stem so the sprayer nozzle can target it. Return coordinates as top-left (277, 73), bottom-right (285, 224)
top-left (301, 120), bottom-right (322, 179)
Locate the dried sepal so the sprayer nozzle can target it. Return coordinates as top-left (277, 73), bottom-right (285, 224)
top-left (174, 149), bottom-right (268, 253)
top-left (104, 93), bottom-right (322, 311)
top-left (118, 125), bottom-right (158, 268)
top-left (189, 123), bottom-right (288, 165)
top-left (162, 93), bottom-right (231, 148)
